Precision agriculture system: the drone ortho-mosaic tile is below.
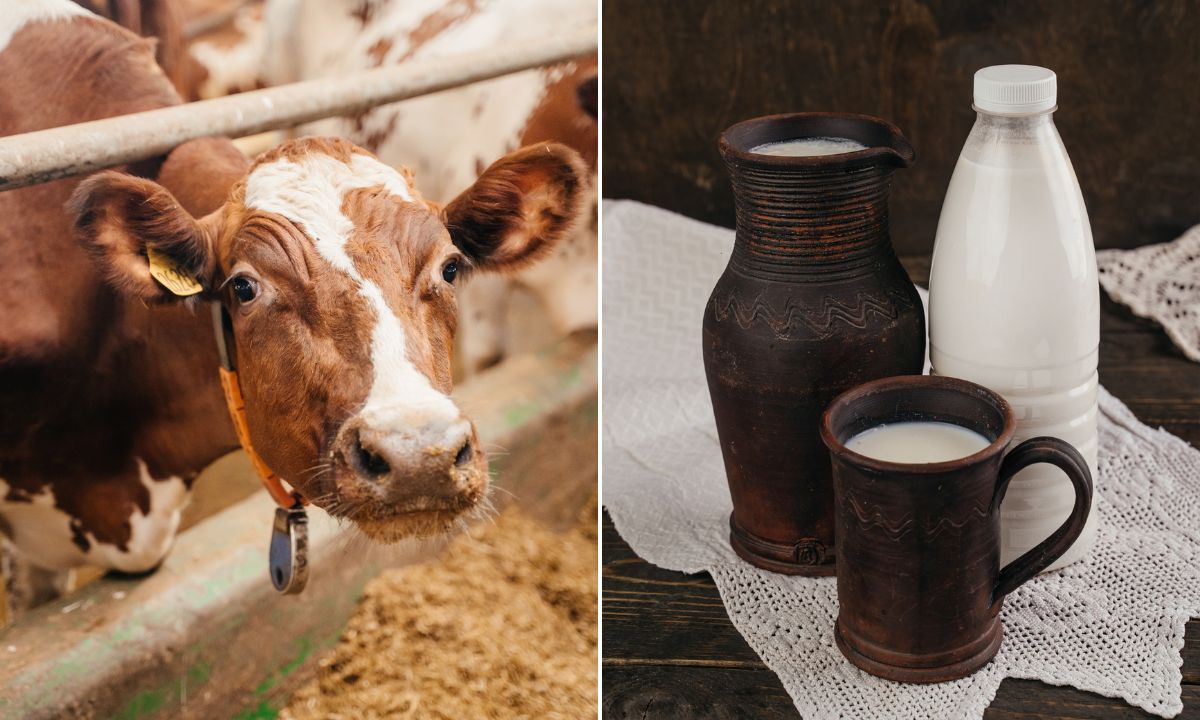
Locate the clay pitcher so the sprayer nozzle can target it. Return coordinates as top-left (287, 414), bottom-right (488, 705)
top-left (704, 112), bottom-right (925, 575)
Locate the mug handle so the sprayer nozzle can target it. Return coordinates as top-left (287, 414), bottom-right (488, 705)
top-left (990, 437), bottom-right (1093, 603)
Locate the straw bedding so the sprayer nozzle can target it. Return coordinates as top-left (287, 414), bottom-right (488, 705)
top-left (281, 495), bottom-right (598, 720)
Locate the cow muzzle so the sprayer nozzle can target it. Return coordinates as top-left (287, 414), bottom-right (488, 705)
top-left (328, 413), bottom-right (489, 541)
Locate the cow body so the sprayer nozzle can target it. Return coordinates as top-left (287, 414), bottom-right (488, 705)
top-left (0, 1), bottom-right (587, 586)
top-left (183, 0), bottom-right (267, 100)
top-left (70, 0), bottom-right (268, 102)
top-left (0, 3), bottom-right (233, 572)
top-left (263, 0), bottom-right (598, 372)
top-left (69, 0), bottom-right (192, 94)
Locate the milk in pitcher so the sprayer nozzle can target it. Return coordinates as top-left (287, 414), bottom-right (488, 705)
top-left (750, 137), bottom-right (867, 157)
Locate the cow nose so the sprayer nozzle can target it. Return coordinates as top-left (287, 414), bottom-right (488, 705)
top-left (351, 430), bottom-right (392, 477)
top-left (337, 416), bottom-right (479, 502)
top-left (453, 439), bottom-right (474, 467)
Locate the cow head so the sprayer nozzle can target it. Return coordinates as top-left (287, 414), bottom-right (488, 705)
top-left (70, 137), bottom-right (587, 541)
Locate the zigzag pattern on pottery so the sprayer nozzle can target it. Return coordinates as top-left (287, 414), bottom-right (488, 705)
top-left (711, 288), bottom-right (916, 340)
top-left (845, 493), bottom-right (990, 541)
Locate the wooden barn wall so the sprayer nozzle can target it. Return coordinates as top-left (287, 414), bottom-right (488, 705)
top-left (602, 0), bottom-right (1200, 254)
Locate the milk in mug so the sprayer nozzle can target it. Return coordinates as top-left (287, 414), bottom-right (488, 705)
top-left (845, 421), bottom-right (991, 464)
top-left (928, 65), bottom-right (1099, 571)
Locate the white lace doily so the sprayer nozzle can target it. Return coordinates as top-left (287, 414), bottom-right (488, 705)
top-left (603, 200), bottom-right (1200, 719)
top-left (1099, 225), bottom-right (1200, 362)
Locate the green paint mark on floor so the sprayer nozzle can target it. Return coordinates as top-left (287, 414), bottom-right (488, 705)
top-left (253, 635), bottom-right (317, 696)
top-left (101, 659), bottom-right (213, 720)
top-left (565, 361), bottom-right (583, 386)
top-left (238, 636), bottom-right (317, 720)
top-left (278, 636), bottom-right (313, 678)
top-left (322, 623), bottom-right (347, 649)
top-left (504, 400), bottom-right (541, 429)
top-left (110, 689), bottom-right (166, 720)
top-left (187, 661), bottom-right (212, 687)
top-left (231, 700), bottom-right (277, 720)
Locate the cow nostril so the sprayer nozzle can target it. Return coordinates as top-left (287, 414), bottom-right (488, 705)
top-left (353, 431), bottom-right (391, 477)
top-left (454, 441), bottom-right (473, 468)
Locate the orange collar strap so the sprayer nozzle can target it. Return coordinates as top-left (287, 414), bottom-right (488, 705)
top-left (213, 304), bottom-right (306, 509)
top-left (218, 367), bottom-right (307, 508)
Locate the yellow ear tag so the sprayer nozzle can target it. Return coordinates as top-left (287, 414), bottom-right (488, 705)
top-left (147, 247), bottom-right (203, 296)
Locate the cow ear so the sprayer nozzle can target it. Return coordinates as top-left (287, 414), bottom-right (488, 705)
top-left (443, 143), bottom-right (588, 270)
top-left (69, 171), bottom-right (221, 303)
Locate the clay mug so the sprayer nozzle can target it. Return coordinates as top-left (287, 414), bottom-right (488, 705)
top-left (819, 375), bottom-right (1092, 683)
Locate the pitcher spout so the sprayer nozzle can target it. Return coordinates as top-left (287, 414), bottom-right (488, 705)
top-left (879, 126), bottom-right (916, 168)
top-left (719, 112), bottom-right (915, 169)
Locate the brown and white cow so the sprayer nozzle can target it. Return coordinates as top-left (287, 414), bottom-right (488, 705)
top-left (0, 2), bottom-right (587, 577)
top-left (68, 0), bottom-right (192, 93)
top-left (181, 0), bottom-right (267, 100)
top-left (69, 0), bottom-right (268, 102)
top-left (262, 0), bottom-right (598, 373)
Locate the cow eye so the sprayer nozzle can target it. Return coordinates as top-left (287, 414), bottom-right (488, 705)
top-left (441, 259), bottom-right (458, 284)
top-left (231, 276), bottom-right (258, 303)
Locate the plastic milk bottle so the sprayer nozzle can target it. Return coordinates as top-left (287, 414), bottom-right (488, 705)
top-left (929, 65), bottom-right (1099, 571)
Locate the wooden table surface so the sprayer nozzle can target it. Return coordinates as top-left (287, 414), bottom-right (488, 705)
top-left (602, 256), bottom-right (1200, 719)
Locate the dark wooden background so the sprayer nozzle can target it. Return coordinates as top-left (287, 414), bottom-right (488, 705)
top-left (602, 0), bottom-right (1200, 255)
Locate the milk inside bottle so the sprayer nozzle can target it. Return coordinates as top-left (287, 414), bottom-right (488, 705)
top-left (929, 65), bottom-right (1099, 571)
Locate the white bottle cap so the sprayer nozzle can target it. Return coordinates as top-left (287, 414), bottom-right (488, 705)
top-left (973, 65), bottom-right (1057, 115)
